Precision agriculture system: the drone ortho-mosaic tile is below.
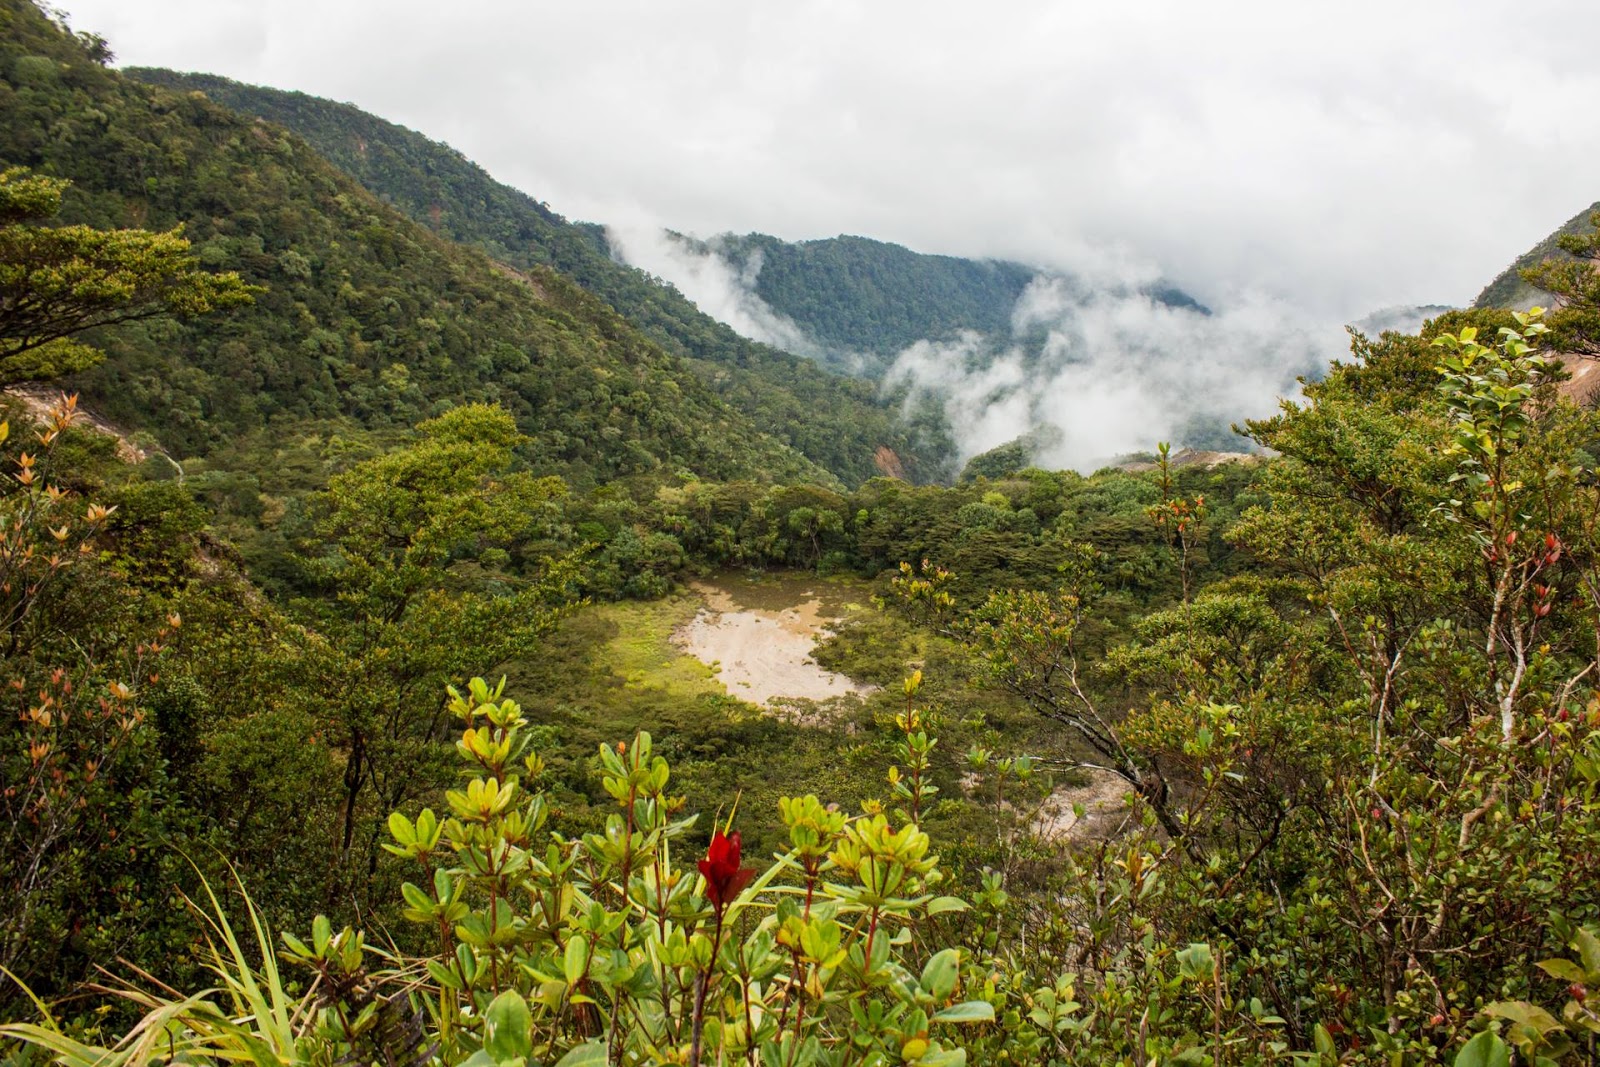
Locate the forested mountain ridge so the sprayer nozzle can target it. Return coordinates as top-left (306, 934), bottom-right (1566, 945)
top-left (125, 70), bottom-right (1204, 401)
top-left (1475, 198), bottom-right (1600, 310)
top-left (125, 68), bottom-right (938, 485)
top-left (670, 229), bottom-right (1209, 371)
top-left (0, 1), bottom-right (845, 494)
top-left (690, 231), bottom-right (1040, 359)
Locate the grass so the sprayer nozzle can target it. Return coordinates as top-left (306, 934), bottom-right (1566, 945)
top-left (598, 594), bottom-right (732, 702)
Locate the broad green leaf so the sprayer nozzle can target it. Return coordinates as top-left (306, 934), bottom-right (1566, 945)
top-left (931, 1001), bottom-right (994, 1024)
top-left (920, 948), bottom-right (960, 1001)
top-left (925, 896), bottom-right (969, 916)
top-left (553, 1042), bottom-right (608, 1067)
top-left (484, 989), bottom-right (533, 1063)
top-left (1176, 942), bottom-right (1215, 983)
top-left (564, 937), bottom-right (590, 986)
top-left (1575, 927), bottom-right (1600, 978)
top-left (1454, 1031), bottom-right (1510, 1067)
top-left (1486, 1001), bottom-right (1563, 1034)
top-left (1536, 958), bottom-right (1587, 983)
top-left (1312, 1023), bottom-right (1336, 1058)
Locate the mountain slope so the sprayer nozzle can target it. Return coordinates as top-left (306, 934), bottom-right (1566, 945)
top-left (671, 231), bottom-right (1210, 368)
top-left (124, 68), bottom-right (931, 485)
top-left (0, 2), bottom-right (834, 491)
top-left (700, 232), bottom-right (1039, 358)
top-left (1475, 201), bottom-right (1600, 310)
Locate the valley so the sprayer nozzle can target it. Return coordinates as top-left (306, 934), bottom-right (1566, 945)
top-left (4, 2), bottom-right (1600, 1065)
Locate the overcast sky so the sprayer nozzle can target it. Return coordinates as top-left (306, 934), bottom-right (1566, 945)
top-left (55, 0), bottom-right (1600, 319)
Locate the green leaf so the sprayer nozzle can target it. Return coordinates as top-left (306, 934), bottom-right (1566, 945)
top-left (425, 959), bottom-right (461, 990)
top-left (484, 989), bottom-right (533, 1063)
top-left (1575, 927), bottom-right (1600, 978)
top-left (925, 896), bottom-right (969, 916)
top-left (1454, 1031), bottom-right (1510, 1067)
top-left (1312, 1023), bottom-right (1336, 1058)
top-left (1176, 942), bottom-right (1215, 983)
top-left (1486, 1001), bottom-right (1563, 1034)
top-left (1536, 959), bottom-right (1588, 983)
top-left (920, 948), bottom-right (960, 1002)
top-left (931, 1001), bottom-right (994, 1024)
top-left (387, 811), bottom-right (415, 845)
top-left (564, 937), bottom-right (590, 987)
top-left (553, 1042), bottom-right (607, 1067)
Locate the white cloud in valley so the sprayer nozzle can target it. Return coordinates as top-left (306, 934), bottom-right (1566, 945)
top-left (55, 0), bottom-right (1600, 316)
top-left (602, 225), bottom-right (838, 365)
top-left (884, 280), bottom-right (1337, 472)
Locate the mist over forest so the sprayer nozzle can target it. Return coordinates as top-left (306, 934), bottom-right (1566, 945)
top-left (609, 226), bottom-right (1340, 469)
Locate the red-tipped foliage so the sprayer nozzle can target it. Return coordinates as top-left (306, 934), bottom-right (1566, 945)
top-left (699, 830), bottom-right (755, 910)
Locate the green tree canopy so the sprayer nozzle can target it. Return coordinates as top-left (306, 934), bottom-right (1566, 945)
top-left (0, 167), bottom-right (258, 385)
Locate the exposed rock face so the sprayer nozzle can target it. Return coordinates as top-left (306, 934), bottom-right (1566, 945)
top-left (5, 387), bottom-right (148, 464)
top-left (872, 446), bottom-right (907, 480)
top-left (1557, 354), bottom-right (1600, 407)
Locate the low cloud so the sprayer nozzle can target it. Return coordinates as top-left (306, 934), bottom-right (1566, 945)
top-left (58, 0), bottom-right (1600, 321)
top-left (611, 230), bottom-right (1340, 474)
top-left (604, 225), bottom-right (875, 373)
top-left (886, 278), bottom-right (1338, 472)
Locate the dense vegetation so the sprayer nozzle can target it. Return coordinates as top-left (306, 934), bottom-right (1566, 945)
top-left (123, 69), bottom-right (938, 487)
top-left (7, 3), bottom-right (1600, 1065)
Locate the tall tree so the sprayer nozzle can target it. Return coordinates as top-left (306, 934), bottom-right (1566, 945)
top-left (296, 404), bottom-right (578, 903)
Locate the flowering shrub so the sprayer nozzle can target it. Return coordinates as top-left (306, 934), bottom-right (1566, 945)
top-left (284, 675), bottom-right (994, 1067)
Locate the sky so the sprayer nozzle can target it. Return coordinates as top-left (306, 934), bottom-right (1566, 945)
top-left (49, 0), bottom-right (1600, 469)
top-left (55, 0), bottom-right (1600, 319)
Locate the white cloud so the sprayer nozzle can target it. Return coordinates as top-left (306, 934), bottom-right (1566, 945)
top-left (884, 279), bottom-right (1337, 472)
top-left (602, 225), bottom-right (850, 365)
top-left (50, 0), bottom-right (1600, 471)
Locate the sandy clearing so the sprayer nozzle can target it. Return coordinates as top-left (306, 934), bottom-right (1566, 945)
top-left (1030, 768), bottom-right (1134, 843)
top-left (673, 580), bottom-right (875, 709)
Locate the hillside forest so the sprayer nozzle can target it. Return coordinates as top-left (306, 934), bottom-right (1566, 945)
top-left (6, 3), bottom-right (1600, 1066)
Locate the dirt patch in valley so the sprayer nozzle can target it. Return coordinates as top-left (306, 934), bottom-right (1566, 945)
top-left (673, 578), bottom-right (875, 713)
top-left (1117, 448), bottom-right (1258, 473)
top-left (1030, 768), bottom-right (1134, 843)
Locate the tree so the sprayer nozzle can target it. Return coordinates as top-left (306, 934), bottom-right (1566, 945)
top-left (0, 167), bottom-right (257, 385)
top-left (1522, 216), bottom-right (1600, 355)
top-left (295, 404), bottom-right (579, 904)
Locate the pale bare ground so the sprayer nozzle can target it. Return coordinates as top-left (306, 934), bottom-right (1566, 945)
top-left (1117, 447), bottom-right (1258, 473)
top-left (4, 387), bottom-right (148, 464)
top-left (1030, 768), bottom-right (1134, 844)
top-left (673, 580), bottom-right (875, 712)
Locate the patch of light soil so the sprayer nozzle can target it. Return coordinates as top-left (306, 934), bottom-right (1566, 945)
top-left (673, 580), bottom-right (875, 709)
top-left (1030, 769), bottom-right (1134, 843)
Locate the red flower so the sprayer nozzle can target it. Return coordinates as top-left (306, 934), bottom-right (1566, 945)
top-left (699, 830), bottom-right (755, 910)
